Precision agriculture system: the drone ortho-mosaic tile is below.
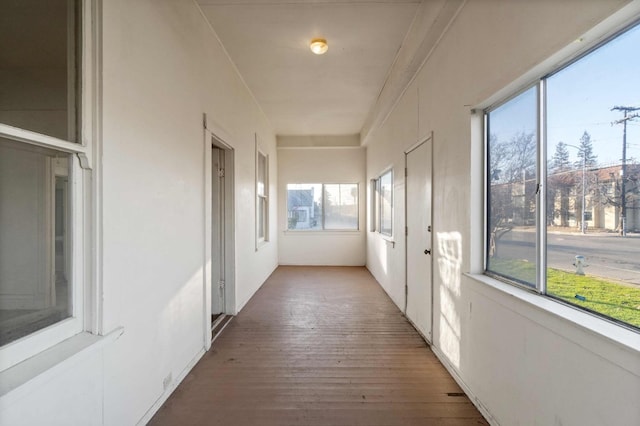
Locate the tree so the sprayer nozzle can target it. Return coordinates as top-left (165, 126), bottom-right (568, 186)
top-left (551, 142), bottom-right (571, 172)
top-left (575, 131), bottom-right (598, 168)
top-left (548, 141), bottom-right (575, 226)
top-left (488, 131), bottom-right (537, 256)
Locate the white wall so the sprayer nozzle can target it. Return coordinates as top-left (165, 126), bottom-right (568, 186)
top-left (365, 0), bottom-right (640, 425)
top-left (1, 1), bottom-right (278, 425)
top-left (278, 141), bottom-right (366, 266)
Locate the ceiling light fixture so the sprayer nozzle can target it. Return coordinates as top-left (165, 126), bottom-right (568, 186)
top-left (310, 38), bottom-right (328, 55)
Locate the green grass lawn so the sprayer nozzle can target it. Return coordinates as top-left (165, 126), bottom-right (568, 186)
top-left (487, 258), bottom-right (640, 328)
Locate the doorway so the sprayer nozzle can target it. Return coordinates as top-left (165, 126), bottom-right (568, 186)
top-left (211, 146), bottom-right (226, 316)
top-left (405, 135), bottom-right (433, 342)
top-left (205, 133), bottom-right (236, 348)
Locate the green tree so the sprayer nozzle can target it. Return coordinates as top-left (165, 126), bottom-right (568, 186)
top-left (575, 131), bottom-right (598, 168)
top-left (552, 141), bottom-right (571, 171)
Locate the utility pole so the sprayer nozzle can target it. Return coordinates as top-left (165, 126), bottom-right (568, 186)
top-left (611, 106), bottom-right (640, 237)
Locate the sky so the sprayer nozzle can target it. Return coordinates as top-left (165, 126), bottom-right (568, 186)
top-left (490, 22), bottom-right (640, 167)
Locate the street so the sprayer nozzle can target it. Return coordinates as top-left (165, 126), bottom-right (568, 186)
top-left (493, 229), bottom-right (640, 285)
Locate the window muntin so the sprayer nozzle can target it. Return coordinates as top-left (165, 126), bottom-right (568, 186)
top-left (379, 170), bottom-right (393, 236)
top-left (0, 0), bottom-right (80, 142)
top-left (485, 22), bottom-right (640, 330)
top-left (287, 183), bottom-right (358, 231)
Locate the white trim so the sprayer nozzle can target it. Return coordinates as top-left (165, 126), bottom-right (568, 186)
top-left (277, 145), bottom-right (364, 151)
top-left (255, 135), bottom-right (269, 249)
top-left (203, 127), bottom-right (213, 351)
top-left (0, 124), bottom-right (87, 154)
top-left (86, 0), bottom-right (104, 335)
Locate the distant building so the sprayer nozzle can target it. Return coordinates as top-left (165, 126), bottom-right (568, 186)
top-left (548, 163), bottom-right (640, 232)
top-left (287, 189), bottom-right (316, 229)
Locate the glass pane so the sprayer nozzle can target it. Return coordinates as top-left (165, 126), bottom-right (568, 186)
top-left (379, 171), bottom-right (393, 236)
top-left (0, 138), bottom-right (72, 346)
top-left (324, 184), bottom-right (358, 230)
top-left (0, 0), bottom-right (78, 141)
top-left (546, 23), bottom-right (640, 328)
top-left (287, 184), bottom-right (322, 230)
top-left (486, 87), bottom-right (538, 287)
top-left (258, 196), bottom-right (266, 240)
top-left (257, 152), bottom-right (266, 196)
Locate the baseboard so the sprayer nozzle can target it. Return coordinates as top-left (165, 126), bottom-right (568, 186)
top-left (136, 348), bottom-right (206, 426)
top-left (430, 345), bottom-right (498, 426)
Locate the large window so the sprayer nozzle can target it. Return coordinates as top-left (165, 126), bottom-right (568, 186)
top-left (486, 22), bottom-right (640, 330)
top-left (287, 183), bottom-right (358, 230)
top-left (0, 1), bottom-right (89, 367)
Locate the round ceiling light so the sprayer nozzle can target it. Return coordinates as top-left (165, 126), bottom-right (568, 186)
top-left (310, 38), bottom-right (328, 55)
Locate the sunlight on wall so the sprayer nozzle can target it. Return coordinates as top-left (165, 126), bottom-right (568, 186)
top-left (378, 237), bottom-right (389, 275)
top-left (437, 231), bottom-right (462, 368)
top-left (158, 266), bottom-right (205, 370)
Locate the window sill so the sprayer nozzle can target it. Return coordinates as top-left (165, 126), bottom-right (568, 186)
top-left (380, 235), bottom-right (395, 247)
top-left (465, 273), bottom-right (640, 374)
top-left (0, 327), bottom-right (124, 405)
top-left (284, 230), bottom-right (361, 235)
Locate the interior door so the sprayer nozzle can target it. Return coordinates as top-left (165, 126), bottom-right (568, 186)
top-left (211, 146), bottom-right (226, 315)
top-left (405, 139), bottom-right (433, 342)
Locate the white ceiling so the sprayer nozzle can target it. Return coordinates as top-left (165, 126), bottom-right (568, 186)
top-left (198, 0), bottom-right (421, 136)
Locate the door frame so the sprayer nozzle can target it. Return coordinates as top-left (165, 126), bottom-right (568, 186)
top-left (203, 118), bottom-right (236, 350)
top-left (404, 132), bottom-right (434, 343)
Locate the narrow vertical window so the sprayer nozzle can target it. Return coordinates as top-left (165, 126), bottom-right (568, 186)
top-left (256, 149), bottom-right (268, 245)
top-left (379, 170), bottom-right (393, 236)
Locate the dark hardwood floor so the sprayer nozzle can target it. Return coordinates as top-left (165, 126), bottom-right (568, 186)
top-left (149, 266), bottom-right (488, 426)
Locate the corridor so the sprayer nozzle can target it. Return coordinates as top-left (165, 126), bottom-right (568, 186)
top-left (150, 266), bottom-right (487, 425)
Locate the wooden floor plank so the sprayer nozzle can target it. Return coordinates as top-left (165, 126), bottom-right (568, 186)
top-left (150, 266), bottom-right (487, 426)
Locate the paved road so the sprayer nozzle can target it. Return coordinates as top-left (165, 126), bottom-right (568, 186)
top-left (493, 230), bottom-right (640, 285)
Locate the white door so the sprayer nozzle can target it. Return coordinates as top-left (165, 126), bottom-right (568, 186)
top-left (211, 146), bottom-right (226, 315)
top-left (405, 138), bottom-right (432, 342)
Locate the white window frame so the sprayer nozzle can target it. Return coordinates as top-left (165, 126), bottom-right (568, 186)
top-left (378, 169), bottom-right (393, 237)
top-left (0, 0), bottom-right (100, 372)
top-left (286, 183), bottom-right (360, 231)
top-left (256, 136), bottom-right (269, 248)
top-left (371, 169), bottom-right (393, 237)
top-left (483, 17), bottom-right (640, 333)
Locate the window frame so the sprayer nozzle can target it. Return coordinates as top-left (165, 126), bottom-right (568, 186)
top-left (286, 183), bottom-right (360, 232)
top-left (378, 169), bottom-right (393, 237)
top-left (370, 169), bottom-right (393, 237)
top-left (0, 0), bottom-right (99, 372)
top-left (483, 19), bottom-right (640, 332)
top-left (255, 137), bottom-right (269, 248)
